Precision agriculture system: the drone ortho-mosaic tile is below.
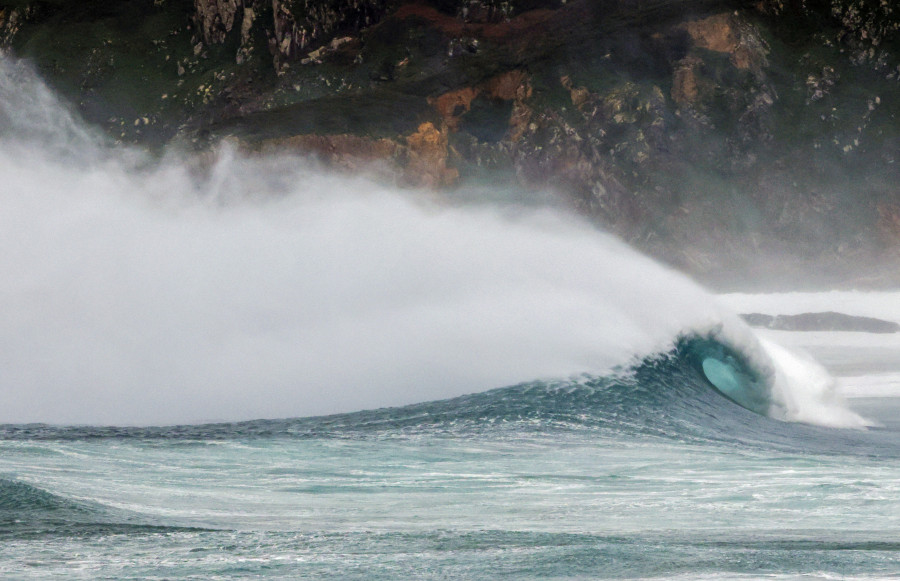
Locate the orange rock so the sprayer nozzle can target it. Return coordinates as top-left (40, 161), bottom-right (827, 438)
top-left (483, 70), bottom-right (531, 101)
top-left (406, 122), bottom-right (443, 148)
top-left (429, 69), bottom-right (532, 139)
top-left (679, 12), bottom-right (767, 72)
top-left (255, 124), bottom-right (459, 190)
top-left (429, 88), bottom-right (480, 131)
top-left (404, 122), bottom-right (459, 188)
top-left (559, 74), bottom-right (587, 110)
top-left (682, 13), bottom-right (740, 56)
top-left (671, 58), bottom-right (701, 106)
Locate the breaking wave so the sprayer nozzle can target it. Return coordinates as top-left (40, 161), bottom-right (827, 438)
top-left (0, 56), bottom-right (865, 428)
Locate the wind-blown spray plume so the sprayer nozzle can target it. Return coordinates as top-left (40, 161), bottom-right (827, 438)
top-left (0, 57), bottom-right (867, 427)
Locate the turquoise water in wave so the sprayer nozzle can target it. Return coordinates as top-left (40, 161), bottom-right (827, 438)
top-left (3, 342), bottom-right (900, 580)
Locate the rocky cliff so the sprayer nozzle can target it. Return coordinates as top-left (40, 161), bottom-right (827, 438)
top-left (2, 0), bottom-right (900, 288)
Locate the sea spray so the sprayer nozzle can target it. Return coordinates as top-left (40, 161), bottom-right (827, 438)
top-left (0, 56), bottom-right (866, 427)
top-left (0, 149), bottom-right (723, 424)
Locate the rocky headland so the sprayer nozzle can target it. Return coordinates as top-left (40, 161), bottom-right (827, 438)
top-left (742, 311), bottom-right (900, 333)
top-left (2, 0), bottom-right (900, 288)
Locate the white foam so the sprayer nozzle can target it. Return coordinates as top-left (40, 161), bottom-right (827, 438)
top-left (758, 339), bottom-right (872, 427)
top-left (1, 147), bottom-right (733, 425)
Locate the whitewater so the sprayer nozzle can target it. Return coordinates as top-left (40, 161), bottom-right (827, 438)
top-left (2, 56), bottom-right (900, 579)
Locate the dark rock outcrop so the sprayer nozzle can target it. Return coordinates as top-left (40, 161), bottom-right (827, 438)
top-left (742, 312), bottom-right (900, 333)
top-left (2, 0), bottom-right (900, 287)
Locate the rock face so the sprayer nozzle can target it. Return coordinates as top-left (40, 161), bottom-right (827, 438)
top-left (190, 0), bottom-right (390, 69)
top-left (189, 0), bottom-right (550, 71)
top-left (3, 0), bottom-right (900, 287)
top-left (742, 312), bottom-right (900, 333)
top-left (760, 0), bottom-right (900, 47)
top-left (194, 0), bottom-right (243, 45)
top-left (268, 0), bottom-right (390, 70)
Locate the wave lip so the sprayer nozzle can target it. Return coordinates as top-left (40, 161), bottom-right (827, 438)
top-left (679, 324), bottom-right (872, 429)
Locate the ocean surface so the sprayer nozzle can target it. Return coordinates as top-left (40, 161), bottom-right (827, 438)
top-left (3, 56), bottom-right (900, 579)
top-left (4, 312), bottom-right (900, 580)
